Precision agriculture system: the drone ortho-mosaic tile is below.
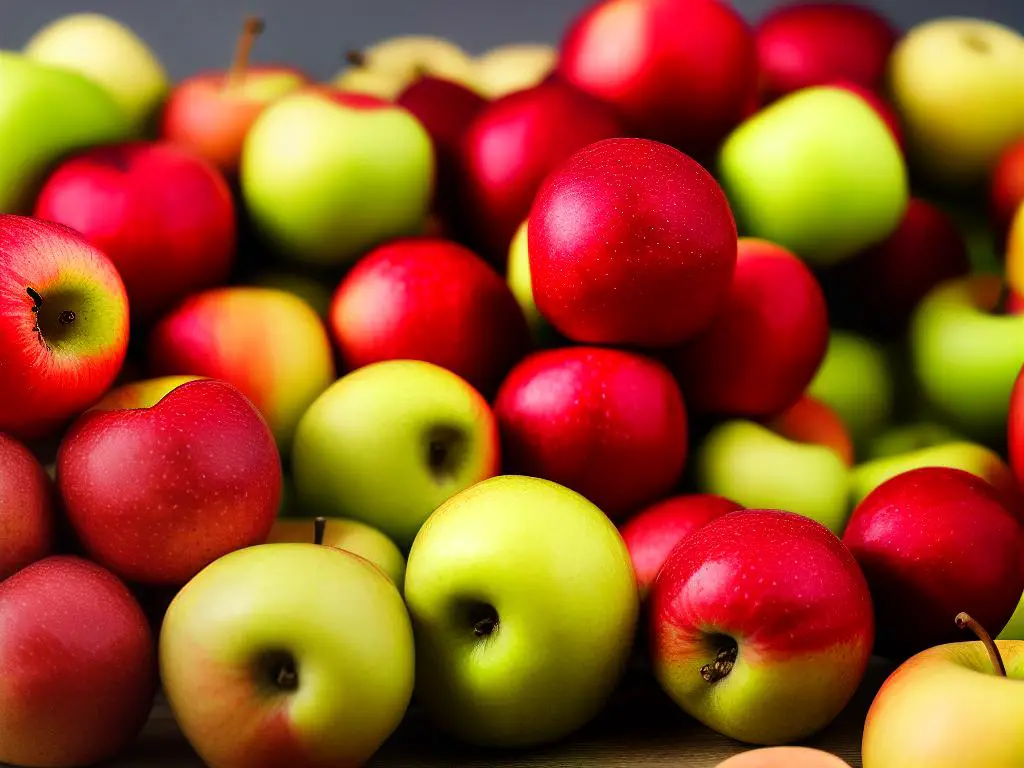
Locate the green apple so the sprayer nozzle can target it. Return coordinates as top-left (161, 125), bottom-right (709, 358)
top-left (291, 360), bottom-right (500, 549)
top-left (999, 596), bottom-right (1024, 641)
top-left (333, 35), bottom-right (479, 99)
top-left (887, 17), bottom-right (1024, 190)
top-left (160, 542), bottom-right (414, 768)
top-left (911, 275), bottom-right (1024, 440)
top-left (404, 475), bottom-right (639, 747)
top-left (23, 13), bottom-right (168, 135)
top-left (718, 86), bottom-right (908, 266)
top-left (240, 87), bottom-right (433, 267)
top-left (507, 218), bottom-right (553, 344)
top-left (0, 52), bottom-right (132, 213)
top-left (474, 43), bottom-right (556, 98)
top-left (865, 421), bottom-right (965, 460)
top-left (247, 270), bottom-right (333, 320)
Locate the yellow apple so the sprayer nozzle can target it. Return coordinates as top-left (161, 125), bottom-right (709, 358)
top-left (333, 35), bottom-right (478, 98)
top-left (474, 43), bottom-right (557, 98)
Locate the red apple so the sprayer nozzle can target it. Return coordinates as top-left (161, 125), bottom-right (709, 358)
top-left (557, 0), bottom-right (757, 158)
top-left (458, 79), bottom-right (622, 260)
top-left (34, 141), bottom-right (237, 323)
top-left (0, 433), bottom-right (54, 581)
top-left (670, 237), bottom-right (829, 417)
top-left (56, 378), bottom-right (281, 586)
top-left (620, 494), bottom-right (742, 599)
top-left (826, 79), bottom-right (905, 152)
top-left (1010, 364), bottom-right (1024, 487)
top-left (755, 2), bottom-right (898, 102)
top-left (842, 466), bottom-right (1024, 659)
top-left (329, 237), bottom-right (530, 396)
top-left (650, 509), bottom-right (874, 744)
top-left (529, 137), bottom-right (737, 346)
top-left (991, 137), bottom-right (1024, 241)
top-left (768, 394), bottom-right (856, 466)
top-left (0, 556), bottom-right (156, 767)
top-left (0, 215), bottom-right (129, 439)
top-left (494, 346), bottom-right (688, 518)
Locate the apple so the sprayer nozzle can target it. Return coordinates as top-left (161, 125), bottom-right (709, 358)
top-left (506, 218), bottom-right (552, 343)
top-left (332, 36), bottom-right (479, 99)
top-left (887, 17), bottom-right (1024, 190)
top-left (670, 237), bottom-right (829, 417)
top-left (557, 0), bottom-right (758, 158)
top-left (328, 237), bottom-right (530, 397)
top-left (240, 87), bottom-right (433, 267)
top-left (651, 508), bottom-right (874, 744)
top-left (57, 378), bottom-right (281, 586)
top-left (0, 556), bottom-right (156, 767)
top-left (0, 215), bottom-right (129, 439)
top-left (405, 474), bottom-right (639, 746)
top-left (160, 541), bottom-right (414, 768)
top-left (34, 141), bottom-right (237, 323)
top-left (991, 137), bottom-right (1024, 240)
top-left (495, 346), bottom-right (688, 519)
top-left (1011, 364), bottom-right (1024, 486)
top-left (718, 85), bottom-right (908, 266)
top-left (292, 360), bottom-right (500, 549)
top-left (1009, 202), bottom-right (1024, 301)
top-left (825, 80), bottom-right (905, 152)
top-left (246, 269), bottom-right (333, 320)
top-left (717, 747), bottom-right (852, 767)
top-left (0, 433), bottom-right (54, 581)
top-left (620, 494), bottom-right (743, 600)
top-left (865, 421), bottom-right (965, 460)
top-left (843, 467), bottom-right (1024, 659)
top-left (149, 286), bottom-right (336, 451)
top-left (89, 374), bottom-right (204, 412)
top-left (529, 137), bottom-right (737, 346)
top-left (161, 16), bottom-right (310, 177)
top-left (473, 43), bottom-right (557, 98)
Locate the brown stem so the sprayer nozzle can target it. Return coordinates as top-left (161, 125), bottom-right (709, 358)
top-left (956, 612), bottom-right (1006, 677)
top-left (225, 15), bottom-right (265, 88)
top-left (314, 516), bottom-right (326, 546)
top-left (345, 49), bottom-right (366, 67)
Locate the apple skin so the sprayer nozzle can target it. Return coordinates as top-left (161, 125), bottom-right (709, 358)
top-left (620, 494), bottom-right (742, 600)
top-left (473, 43), bottom-right (556, 99)
top-left (1009, 202), bottom-right (1024, 302)
top-left (0, 214), bottom-right (129, 439)
top-left (991, 138), bottom-right (1024, 240)
top-left (149, 286), bottom-right (336, 451)
top-left (825, 80), bottom-right (905, 153)
top-left (0, 432), bottom-right (54, 581)
top-left (506, 218), bottom-right (552, 343)
top-left (717, 747), bottom-right (852, 767)
top-left (842, 467), bottom-right (1024, 659)
top-left (34, 141), bottom-right (237, 323)
top-left (328, 237), bottom-right (530, 397)
top-left (0, 556), bottom-right (156, 768)
top-left (670, 237), bottom-right (829, 417)
top-left (458, 79), bottom-right (622, 260)
top-left (91, 374), bottom-right (204, 411)
top-left (865, 421), bottom-right (964, 461)
top-left (557, 0), bottom-right (758, 158)
top-left (404, 474), bottom-right (639, 747)
top-left (495, 346), bottom-right (688, 518)
top-left (1011, 365), bottom-right (1024, 487)
top-left (861, 638), bottom-right (1024, 767)
top-left (160, 543), bottom-right (415, 768)
top-left (529, 137), bottom-right (737, 347)
top-left (57, 379), bottom-right (282, 586)
top-left (651, 509), bottom-right (874, 745)
top-left (333, 35), bottom-right (479, 99)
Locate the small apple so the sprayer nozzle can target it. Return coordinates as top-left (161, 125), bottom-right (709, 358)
top-left (333, 36), bottom-right (478, 99)
top-left (824, 80), bottom-right (905, 152)
top-left (651, 508), bottom-right (874, 745)
top-left (717, 747), bottom-right (852, 767)
top-left (991, 137), bottom-right (1024, 240)
top-left (405, 475), bottom-right (639, 746)
top-left (473, 43), bottom-right (556, 98)
top-left (0, 432), bottom-right (54, 581)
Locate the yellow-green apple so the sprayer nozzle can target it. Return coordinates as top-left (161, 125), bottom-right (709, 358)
top-left (0, 432), bottom-right (54, 580)
top-left (23, 12), bottom-right (168, 135)
top-left (651, 508), bottom-right (874, 744)
top-left (620, 494), bottom-right (743, 599)
top-left (241, 87), bottom-right (433, 267)
top-left (328, 237), bottom-right (529, 397)
top-left (717, 747), bottom-right (852, 767)
top-left (0, 52), bottom-right (132, 213)
top-left (56, 378), bottom-right (281, 586)
top-left (90, 374), bottom-right (204, 411)
top-left (670, 237), bottom-right (829, 417)
top-left (865, 421), bottom-right (964, 460)
top-left (292, 360), bottom-right (499, 549)
top-left (991, 138), bottom-right (1024, 242)
top-left (333, 36), bottom-right (479, 99)
top-left (34, 141), bottom-right (237, 323)
top-left (1009, 202), bottom-right (1024, 305)
top-left (557, 0), bottom-right (758, 158)
top-left (843, 467), bottom-right (1024, 659)
top-left (911, 274), bottom-right (1024, 440)
top-left (529, 137), bottom-right (737, 346)
top-left (473, 43), bottom-right (556, 98)
top-left (887, 17), bottom-right (1024, 190)
top-left (0, 556), bottom-right (156, 767)
top-left (160, 542), bottom-right (414, 768)
top-left (0, 215), bottom-right (129, 439)
top-left (696, 395), bottom-right (854, 535)
top-left (495, 346), bottom-right (688, 518)
top-left (719, 86), bottom-right (907, 266)
top-left (1001, 594), bottom-right (1024, 640)
top-left (506, 219), bottom-right (552, 343)
top-left (161, 16), bottom-right (310, 177)
top-left (149, 286), bottom-right (336, 451)
top-left (405, 474), bottom-right (639, 746)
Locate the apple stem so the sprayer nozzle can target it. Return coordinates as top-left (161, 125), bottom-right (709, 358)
top-left (314, 516), bottom-right (326, 546)
top-left (956, 612), bottom-right (1006, 677)
top-left (700, 638), bottom-right (738, 683)
top-left (345, 49), bottom-right (366, 67)
top-left (225, 15), bottom-right (264, 89)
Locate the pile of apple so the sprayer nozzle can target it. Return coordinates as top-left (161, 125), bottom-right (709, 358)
top-left (1, 1), bottom-right (1024, 767)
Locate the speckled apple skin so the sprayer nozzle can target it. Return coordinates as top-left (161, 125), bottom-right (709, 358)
top-left (0, 433), bottom-right (53, 580)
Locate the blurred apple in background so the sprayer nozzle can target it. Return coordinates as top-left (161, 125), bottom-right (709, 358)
top-left (530, 137), bottom-right (737, 346)
top-left (246, 269), bottom-right (333, 319)
top-left (495, 347), bottom-right (688, 519)
top-left (991, 138), bottom-right (1024, 241)
top-left (824, 80), bottom-right (905, 152)
top-left (1011, 365), bottom-right (1024, 486)
top-left (718, 747), bottom-right (852, 767)
top-left (405, 475), bottom-right (639, 747)
top-left (0, 433), bottom-right (54, 581)
top-left (864, 420), bottom-right (964, 460)
top-left (473, 43), bottom-right (556, 98)
top-left (333, 35), bottom-right (479, 99)
top-left (651, 509), bottom-right (874, 744)
top-left (1008, 202), bottom-right (1024, 305)
top-left (506, 219), bottom-right (553, 344)
top-left (0, 215), bottom-right (129, 439)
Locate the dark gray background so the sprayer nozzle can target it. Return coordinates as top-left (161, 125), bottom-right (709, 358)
top-left (1, 0), bottom-right (1022, 82)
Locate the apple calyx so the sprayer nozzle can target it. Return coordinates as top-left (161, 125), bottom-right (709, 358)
top-left (257, 649), bottom-right (300, 693)
top-left (426, 426), bottom-right (466, 484)
top-left (225, 15), bottom-right (265, 90)
top-left (27, 286), bottom-right (77, 345)
top-left (955, 611), bottom-right (1007, 677)
top-left (700, 635), bottom-right (739, 683)
top-left (468, 602), bottom-right (499, 638)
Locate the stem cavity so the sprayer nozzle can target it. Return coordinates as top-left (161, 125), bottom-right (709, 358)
top-left (956, 611), bottom-right (1007, 677)
top-left (701, 635), bottom-right (738, 683)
